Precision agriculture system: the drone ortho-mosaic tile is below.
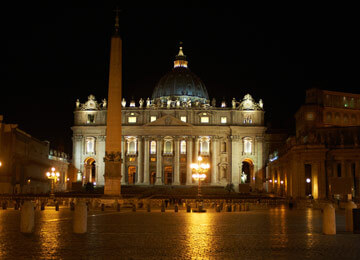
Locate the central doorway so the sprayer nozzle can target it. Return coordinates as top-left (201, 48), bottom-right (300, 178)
top-left (241, 159), bottom-right (253, 184)
top-left (164, 166), bottom-right (173, 185)
top-left (128, 166), bottom-right (136, 184)
top-left (84, 158), bottom-right (96, 183)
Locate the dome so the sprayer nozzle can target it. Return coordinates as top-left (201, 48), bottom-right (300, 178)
top-left (152, 47), bottom-right (209, 103)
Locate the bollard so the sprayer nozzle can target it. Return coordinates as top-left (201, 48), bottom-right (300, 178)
top-left (232, 204), bottom-right (237, 212)
top-left (2, 201), bottom-right (7, 210)
top-left (323, 204), bottom-right (336, 235)
top-left (73, 201), bottom-right (87, 234)
top-left (147, 203), bottom-right (151, 212)
top-left (55, 202), bottom-right (59, 211)
top-left (20, 201), bottom-right (35, 233)
top-left (345, 201), bottom-right (357, 232)
top-left (117, 203), bottom-right (121, 212)
top-left (132, 204), bottom-right (136, 212)
top-left (101, 204), bottom-right (105, 211)
top-left (246, 203), bottom-right (250, 211)
top-left (14, 203), bottom-right (19, 210)
top-left (175, 204), bottom-right (178, 212)
top-left (41, 202), bottom-right (45, 211)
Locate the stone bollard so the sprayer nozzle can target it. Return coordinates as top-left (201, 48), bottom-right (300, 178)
top-left (101, 204), bottom-right (105, 211)
top-left (55, 202), bottom-right (59, 211)
top-left (147, 203), bottom-right (151, 212)
top-left (2, 201), bottom-right (7, 210)
top-left (345, 201), bottom-right (357, 232)
top-left (116, 203), bottom-right (121, 212)
top-left (246, 203), bottom-right (250, 211)
top-left (73, 201), bottom-right (87, 234)
top-left (241, 204), bottom-right (245, 211)
top-left (41, 202), bottom-right (45, 211)
top-left (14, 203), bottom-right (19, 210)
top-left (175, 204), bottom-right (178, 212)
top-left (20, 201), bottom-right (35, 233)
top-left (323, 204), bottom-right (336, 235)
top-left (132, 204), bottom-right (136, 212)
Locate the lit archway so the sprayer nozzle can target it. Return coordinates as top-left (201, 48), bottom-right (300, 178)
top-left (128, 166), bottom-right (136, 185)
top-left (84, 157), bottom-right (96, 183)
top-left (241, 158), bottom-right (253, 184)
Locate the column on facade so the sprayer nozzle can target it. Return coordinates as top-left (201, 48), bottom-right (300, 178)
top-left (155, 138), bottom-right (163, 185)
top-left (143, 138), bottom-right (150, 184)
top-left (255, 136), bottom-right (264, 189)
top-left (186, 137), bottom-right (193, 185)
top-left (211, 136), bottom-right (218, 185)
top-left (231, 135), bottom-right (241, 186)
top-left (193, 136), bottom-right (199, 160)
top-left (173, 138), bottom-right (180, 185)
top-left (72, 135), bottom-right (83, 173)
top-left (121, 137), bottom-right (126, 184)
top-left (136, 137), bottom-right (143, 184)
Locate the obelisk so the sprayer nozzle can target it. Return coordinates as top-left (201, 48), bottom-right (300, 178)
top-left (104, 11), bottom-right (122, 196)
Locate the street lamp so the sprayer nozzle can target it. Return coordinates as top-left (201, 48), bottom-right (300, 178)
top-left (46, 167), bottom-right (60, 197)
top-left (191, 156), bottom-right (210, 211)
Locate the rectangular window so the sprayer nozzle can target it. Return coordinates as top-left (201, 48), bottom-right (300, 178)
top-left (200, 117), bottom-right (209, 123)
top-left (129, 158), bottom-right (135, 162)
top-left (150, 157), bottom-right (156, 162)
top-left (150, 141), bottom-right (156, 154)
top-left (221, 116), bottom-right (227, 124)
top-left (150, 116), bottom-right (157, 122)
top-left (87, 114), bottom-right (95, 124)
top-left (180, 116), bottom-right (187, 122)
top-left (128, 117), bottom-right (137, 123)
top-left (180, 140), bottom-right (186, 154)
top-left (85, 137), bottom-right (95, 154)
top-left (337, 163), bottom-right (342, 177)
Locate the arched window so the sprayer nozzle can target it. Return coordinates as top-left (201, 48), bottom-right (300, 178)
top-left (200, 137), bottom-right (210, 155)
top-left (164, 140), bottom-right (173, 154)
top-left (85, 137), bottom-right (95, 154)
top-left (243, 137), bottom-right (252, 154)
top-left (150, 141), bottom-right (156, 154)
top-left (180, 140), bottom-right (186, 154)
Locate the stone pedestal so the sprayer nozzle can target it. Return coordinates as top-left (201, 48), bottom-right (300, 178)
top-left (104, 161), bottom-right (121, 196)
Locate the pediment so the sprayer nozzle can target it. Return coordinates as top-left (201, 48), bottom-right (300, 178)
top-left (144, 115), bottom-right (192, 127)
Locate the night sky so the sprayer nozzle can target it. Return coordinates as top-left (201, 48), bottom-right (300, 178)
top-left (3, 5), bottom-right (357, 155)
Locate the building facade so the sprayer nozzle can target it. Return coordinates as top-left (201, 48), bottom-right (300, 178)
top-left (0, 115), bottom-right (70, 194)
top-left (267, 89), bottom-right (360, 200)
top-left (72, 47), bottom-right (266, 190)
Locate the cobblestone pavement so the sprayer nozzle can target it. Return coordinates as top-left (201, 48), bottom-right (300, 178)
top-left (1, 206), bottom-right (360, 259)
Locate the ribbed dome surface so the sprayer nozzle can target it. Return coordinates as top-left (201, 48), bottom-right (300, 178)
top-left (152, 67), bottom-right (209, 101)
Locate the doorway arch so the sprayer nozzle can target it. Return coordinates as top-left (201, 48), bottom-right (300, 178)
top-left (84, 157), bottom-right (96, 183)
top-left (241, 158), bottom-right (253, 184)
top-left (128, 166), bottom-right (136, 185)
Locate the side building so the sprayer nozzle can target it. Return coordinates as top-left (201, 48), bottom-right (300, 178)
top-left (72, 47), bottom-right (267, 191)
top-left (0, 115), bottom-right (70, 194)
top-left (267, 89), bottom-right (360, 200)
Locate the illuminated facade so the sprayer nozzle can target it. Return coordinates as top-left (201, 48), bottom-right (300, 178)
top-left (267, 89), bottom-right (360, 199)
top-left (72, 47), bottom-right (266, 190)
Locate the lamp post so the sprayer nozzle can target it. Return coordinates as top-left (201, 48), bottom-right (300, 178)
top-left (46, 167), bottom-right (60, 198)
top-left (191, 156), bottom-right (210, 211)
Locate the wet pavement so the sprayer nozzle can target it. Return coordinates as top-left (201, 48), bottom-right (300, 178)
top-left (1, 206), bottom-right (360, 259)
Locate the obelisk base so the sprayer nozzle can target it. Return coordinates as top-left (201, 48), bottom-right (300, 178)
top-left (104, 161), bottom-right (121, 196)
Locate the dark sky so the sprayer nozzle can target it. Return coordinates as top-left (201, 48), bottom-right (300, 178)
top-left (2, 5), bottom-right (357, 154)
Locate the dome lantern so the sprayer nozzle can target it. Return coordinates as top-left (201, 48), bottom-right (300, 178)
top-left (174, 45), bottom-right (188, 68)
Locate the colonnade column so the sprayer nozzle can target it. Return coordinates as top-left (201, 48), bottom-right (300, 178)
top-left (143, 138), bottom-right (150, 184)
top-left (211, 136), bottom-right (219, 185)
top-left (193, 137), bottom-right (199, 160)
top-left (155, 138), bottom-right (163, 185)
top-left (173, 138), bottom-right (180, 185)
top-left (186, 137), bottom-right (193, 185)
top-left (231, 135), bottom-right (241, 187)
top-left (136, 137), bottom-right (143, 184)
top-left (121, 137), bottom-right (126, 184)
